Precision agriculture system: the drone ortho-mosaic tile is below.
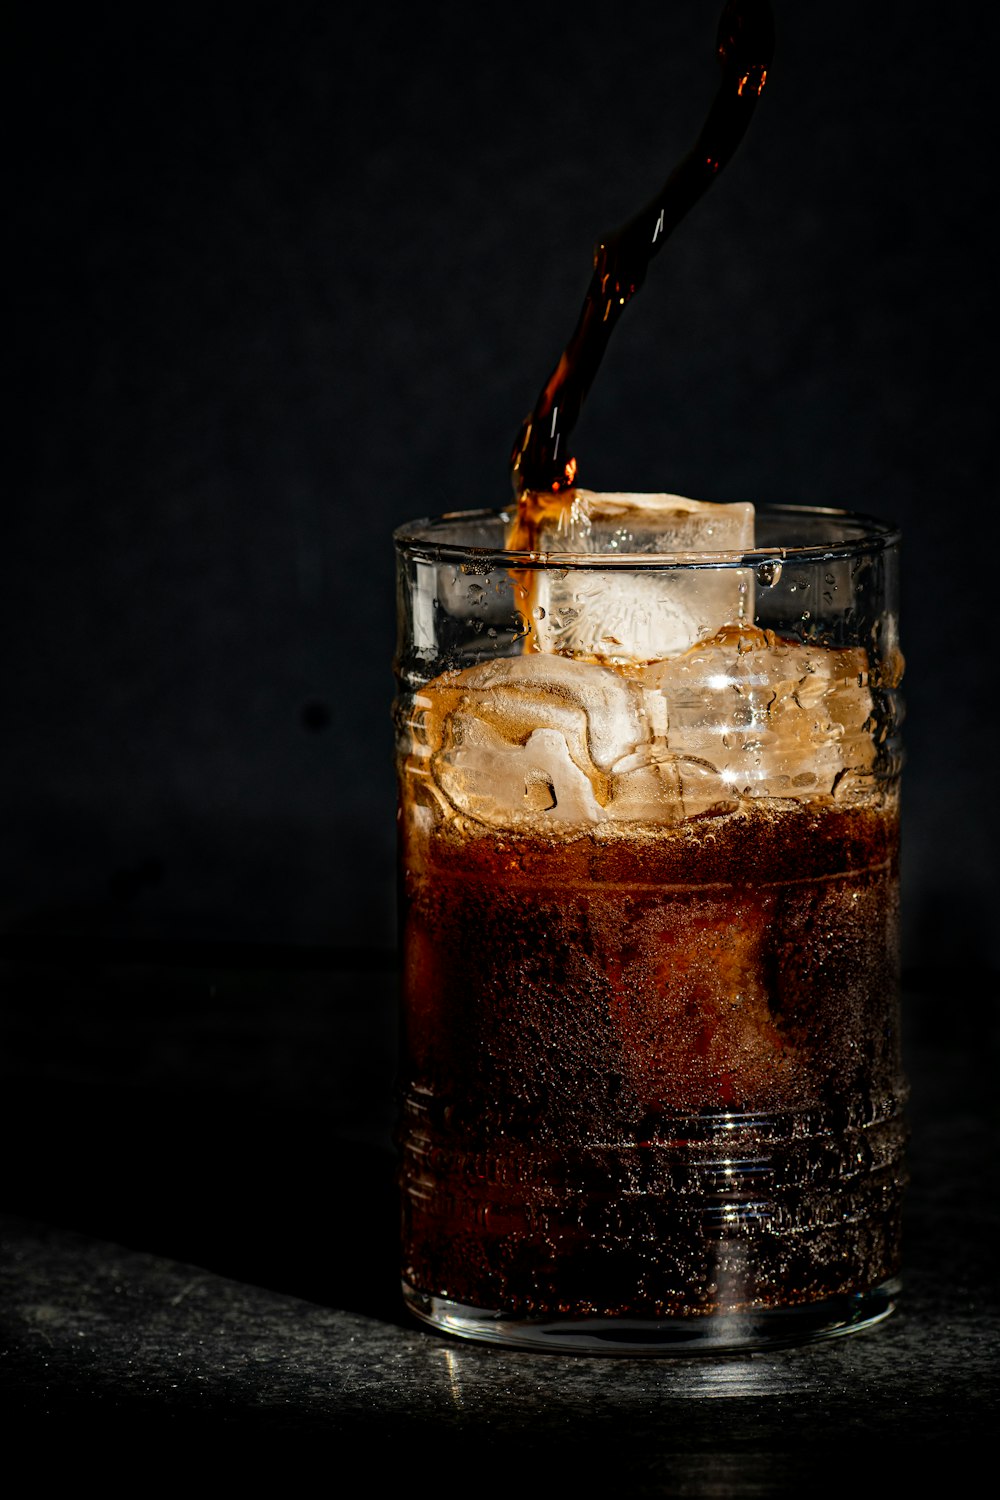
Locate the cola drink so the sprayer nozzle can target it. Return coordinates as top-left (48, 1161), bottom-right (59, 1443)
top-left (393, 508), bottom-right (906, 1351)
top-left (398, 801), bottom-right (902, 1327)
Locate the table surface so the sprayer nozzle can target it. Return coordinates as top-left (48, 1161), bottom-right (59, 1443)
top-left (1, 942), bottom-right (996, 1480)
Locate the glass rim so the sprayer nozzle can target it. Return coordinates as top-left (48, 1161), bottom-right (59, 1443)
top-left (393, 503), bottom-right (901, 570)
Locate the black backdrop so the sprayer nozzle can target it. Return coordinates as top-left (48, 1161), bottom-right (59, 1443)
top-left (7, 1), bottom-right (998, 970)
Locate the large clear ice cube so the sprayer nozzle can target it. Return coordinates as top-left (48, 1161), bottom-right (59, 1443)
top-left (411, 654), bottom-right (647, 831)
top-left (637, 624), bottom-right (876, 816)
top-left (531, 491), bottom-right (755, 662)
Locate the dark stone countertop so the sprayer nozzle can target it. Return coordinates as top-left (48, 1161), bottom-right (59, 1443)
top-left (1, 944), bottom-right (996, 1481)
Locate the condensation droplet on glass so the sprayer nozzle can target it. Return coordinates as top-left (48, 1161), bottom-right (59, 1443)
top-left (755, 559), bottom-right (782, 588)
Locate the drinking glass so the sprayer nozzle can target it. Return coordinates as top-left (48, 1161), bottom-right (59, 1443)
top-left (393, 504), bottom-right (905, 1353)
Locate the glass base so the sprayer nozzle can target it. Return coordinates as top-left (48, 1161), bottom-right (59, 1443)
top-left (402, 1278), bottom-right (900, 1356)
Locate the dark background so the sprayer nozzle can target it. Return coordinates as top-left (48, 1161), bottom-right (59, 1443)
top-left (6, 0), bottom-right (998, 971)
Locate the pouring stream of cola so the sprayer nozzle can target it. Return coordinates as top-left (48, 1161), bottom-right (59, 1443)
top-left (508, 0), bottom-right (774, 546)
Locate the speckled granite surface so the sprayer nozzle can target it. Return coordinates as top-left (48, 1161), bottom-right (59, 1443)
top-left (1, 950), bottom-right (996, 1478)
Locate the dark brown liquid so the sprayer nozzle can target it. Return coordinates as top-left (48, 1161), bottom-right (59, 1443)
top-left (397, 800), bottom-right (905, 1317)
top-left (508, 0), bottom-right (774, 524)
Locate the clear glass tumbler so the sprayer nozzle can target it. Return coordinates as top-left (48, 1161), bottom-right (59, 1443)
top-left (393, 504), bottom-right (905, 1354)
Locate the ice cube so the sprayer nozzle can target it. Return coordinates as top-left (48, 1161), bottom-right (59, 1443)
top-left (402, 623), bottom-right (877, 834)
top-left (437, 717), bottom-right (605, 828)
top-left (638, 624), bottom-right (876, 815)
top-left (411, 653), bottom-right (648, 831)
top-left (603, 742), bottom-right (685, 825)
top-left (529, 491), bottom-right (755, 663)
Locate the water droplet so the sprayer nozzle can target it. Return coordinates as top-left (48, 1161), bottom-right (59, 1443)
top-left (755, 559), bottom-right (782, 588)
